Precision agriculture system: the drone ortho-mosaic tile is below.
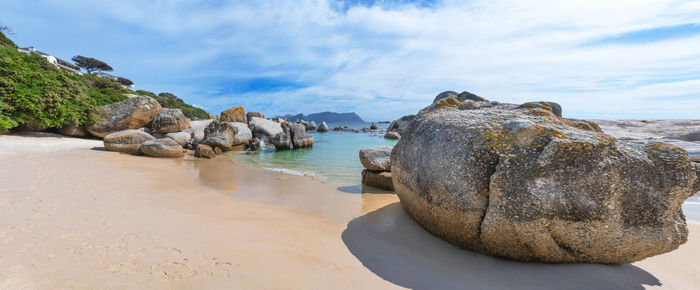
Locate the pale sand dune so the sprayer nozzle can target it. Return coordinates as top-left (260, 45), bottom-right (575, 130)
top-left (0, 133), bottom-right (698, 289)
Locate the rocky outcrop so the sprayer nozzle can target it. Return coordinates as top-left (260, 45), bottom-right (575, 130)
top-left (249, 117), bottom-right (291, 150)
top-left (289, 123), bottom-right (314, 148)
top-left (103, 130), bottom-right (155, 154)
top-left (220, 106), bottom-right (247, 123)
top-left (432, 90), bottom-right (487, 104)
top-left (57, 125), bottom-right (89, 137)
top-left (370, 123), bottom-right (378, 130)
top-left (359, 146), bottom-right (392, 171)
top-left (317, 121), bottom-right (329, 132)
top-left (87, 96), bottom-right (162, 138)
top-left (246, 112), bottom-right (265, 121)
top-left (225, 122), bottom-right (253, 145)
top-left (362, 170), bottom-right (394, 191)
top-left (202, 120), bottom-right (236, 151)
top-left (387, 115), bottom-right (415, 135)
top-left (152, 108), bottom-right (190, 133)
top-left (165, 131), bottom-right (191, 146)
top-left (308, 121), bottom-right (317, 131)
top-left (384, 131), bottom-right (400, 139)
top-left (140, 138), bottom-right (184, 158)
top-left (391, 97), bottom-right (696, 263)
top-left (185, 119), bottom-right (215, 142)
top-left (195, 144), bottom-right (216, 159)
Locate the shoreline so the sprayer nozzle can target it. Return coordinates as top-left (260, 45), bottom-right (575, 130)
top-left (0, 133), bottom-right (699, 289)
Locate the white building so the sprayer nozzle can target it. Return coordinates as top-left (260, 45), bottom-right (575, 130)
top-left (16, 46), bottom-right (83, 75)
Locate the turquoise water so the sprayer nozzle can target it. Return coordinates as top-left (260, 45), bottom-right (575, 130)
top-left (232, 123), bottom-right (397, 186)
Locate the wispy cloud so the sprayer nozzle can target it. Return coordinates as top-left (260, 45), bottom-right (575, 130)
top-left (1, 0), bottom-right (699, 121)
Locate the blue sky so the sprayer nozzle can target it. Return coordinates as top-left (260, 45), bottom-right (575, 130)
top-left (1, 0), bottom-right (699, 121)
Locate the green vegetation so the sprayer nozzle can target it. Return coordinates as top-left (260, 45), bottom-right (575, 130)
top-left (0, 31), bottom-right (210, 131)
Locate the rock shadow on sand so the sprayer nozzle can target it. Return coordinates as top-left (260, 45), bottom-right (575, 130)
top-left (336, 185), bottom-right (395, 194)
top-left (342, 203), bottom-right (661, 290)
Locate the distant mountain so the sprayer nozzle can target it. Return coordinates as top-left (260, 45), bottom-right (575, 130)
top-left (279, 111), bottom-right (366, 124)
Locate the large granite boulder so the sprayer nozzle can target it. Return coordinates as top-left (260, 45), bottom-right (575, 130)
top-left (387, 114), bottom-right (415, 135)
top-left (359, 146), bottom-right (392, 171)
top-left (103, 130), bottom-right (155, 154)
top-left (185, 119), bottom-right (215, 142)
top-left (289, 123), bottom-right (314, 148)
top-left (57, 125), bottom-right (89, 137)
top-left (362, 170), bottom-right (394, 191)
top-left (317, 121), bottom-right (329, 132)
top-left (152, 108), bottom-right (190, 133)
top-left (518, 101), bottom-right (563, 118)
top-left (87, 96), bottom-right (162, 138)
top-left (391, 97), bottom-right (697, 264)
top-left (432, 90), bottom-right (487, 104)
top-left (220, 106), bottom-right (247, 123)
top-left (308, 121), bottom-right (317, 131)
top-left (140, 138), bottom-right (184, 158)
top-left (249, 117), bottom-right (283, 138)
top-left (225, 122), bottom-right (253, 145)
top-left (202, 120), bottom-right (236, 151)
top-left (165, 131), bottom-right (191, 146)
top-left (246, 112), bottom-right (265, 121)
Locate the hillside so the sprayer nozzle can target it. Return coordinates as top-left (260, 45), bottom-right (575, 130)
top-left (281, 111), bottom-right (365, 124)
top-left (0, 31), bottom-right (209, 131)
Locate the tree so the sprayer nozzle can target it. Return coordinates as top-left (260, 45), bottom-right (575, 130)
top-left (71, 55), bottom-right (113, 74)
top-left (116, 77), bottom-right (133, 87)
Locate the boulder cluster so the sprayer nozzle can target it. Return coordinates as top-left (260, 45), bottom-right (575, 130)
top-left (388, 90), bottom-right (698, 263)
top-left (359, 146), bottom-right (394, 191)
top-left (85, 95), bottom-right (328, 158)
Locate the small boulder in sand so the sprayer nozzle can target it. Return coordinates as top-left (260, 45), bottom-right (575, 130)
top-left (195, 144), bottom-right (216, 159)
top-left (165, 132), bottom-right (192, 146)
top-left (362, 170), bottom-right (394, 191)
top-left (103, 130), bottom-right (155, 154)
top-left (140, 138), bottom-right (184, 158)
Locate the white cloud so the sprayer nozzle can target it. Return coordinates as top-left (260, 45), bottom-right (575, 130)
top-left (8, 0), bottom-right (700, 120)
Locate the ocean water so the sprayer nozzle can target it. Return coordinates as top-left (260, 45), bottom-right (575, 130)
top-left (231, 123), bottom-right (397, 186)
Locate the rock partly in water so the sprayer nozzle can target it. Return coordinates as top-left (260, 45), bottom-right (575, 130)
top-left (152, 108), bottom-right (190, 133)
top-left (140, 138), bottom-right (184, 158)
top-left (249, 117), bottom-right (283, 139)
top-left (384, 131), bottom-right (400, 140)
top-left (248, 138), bottom-right (261, 151)
top-left (317, 121), bottom-right (329, 132)
top-left (220, 106), bottom-right (247, 123)
top-left (246, 112), bottom-right (265, 121)
top-left (370, 123), bottom-right (378, 130)
top-left (290, 123), bottom-right (314, 149)
top-left (57, 125), bottom-right (89, 137)
top-left (103, 130), bottom-right (155, 154)
top-left (86, 96), bottom-right (162, 138)
top-left (165, 131), bottom-right (191, 146)
top-left (359, 146), bottom-right (392, 171)
top-left (391, 98), bottom-right (696, 264)
top-left (387, 115), bottom-right (415, 135)
top-left (202, 120), bottom-right (236, 151)
top-left (362, 170), bottom-right (394, 191)
top-left (195, 144), bottom-right (216, 159)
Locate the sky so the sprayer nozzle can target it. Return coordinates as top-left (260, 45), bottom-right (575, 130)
top-left (1, 0), bottom-right (699, 121)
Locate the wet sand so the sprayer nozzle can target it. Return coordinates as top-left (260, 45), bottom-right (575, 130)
top-left (0, 133), bottom-right (698, 289)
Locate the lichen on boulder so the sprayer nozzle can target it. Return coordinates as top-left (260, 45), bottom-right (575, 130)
top-left (391, 99), bottom-right (697, 263)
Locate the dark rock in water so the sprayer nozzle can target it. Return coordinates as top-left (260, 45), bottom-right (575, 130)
top-left (86, 96), bottom-right (162, 138)
top-left (308, 121), bottom-right (317, 131)
top-left (317, 121), bottom-right (329, 132)
top-left (195, 144), bottom-right (215, 159)
top-left (359, 146), bottom-right (392, 171)
top-left (248, 138), bottom-right (261, 151)
top-left (370, 123), bottom-right (378, 130)
top-left (152, 108), bottom-right (190, 133)
top-left (140, 138), bottom-right (184, 158)
top-left (58, 125), bottom-right (89, 137)
top-left (391, 99), bottom-right (696, 263)
top-left (387, 115), bottom-right (416, 135)
top-left (203, 120), bottom-right (236, 151)
top-left (362, 170), bottom-right (394, 191)
top-left (361, 128), bottom-right (371, 133)
top-left (103, 130), bottom-right (155, 154)
top-left (220, 106), bottom-right (247, 123)
top-left (246, 112), bottom-right (265, 121)
top-left (384, 131), bottom-right (400, 139)
top-left (289, 124), bottom-right (314, 149)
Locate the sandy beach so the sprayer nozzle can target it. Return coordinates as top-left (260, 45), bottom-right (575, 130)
top-left (0, 133), bottom-right (698, 289)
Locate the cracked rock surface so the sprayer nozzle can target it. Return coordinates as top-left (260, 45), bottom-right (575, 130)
top-left (390, 98), bottom-right (697, 263)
